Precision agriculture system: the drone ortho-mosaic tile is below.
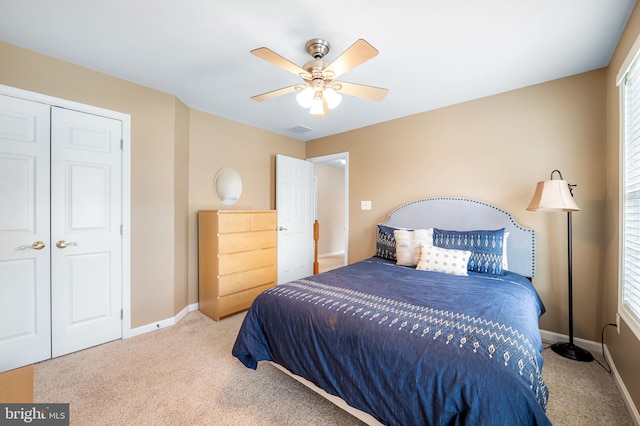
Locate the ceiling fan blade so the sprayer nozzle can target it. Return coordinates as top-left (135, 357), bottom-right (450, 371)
top-left (251, 85), bottom-right (299, 102)
top-left (251, 47), bottom-right (310, 78)
top-left (324, 39), bottom-right (379, 79)
top-left (336, 81), bottom-right (389, 102)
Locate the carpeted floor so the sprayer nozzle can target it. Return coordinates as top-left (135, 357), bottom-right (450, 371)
top-left (34, 310), bottom-right (635, 425)
top-left (318, 253), bottom-right (345, 273)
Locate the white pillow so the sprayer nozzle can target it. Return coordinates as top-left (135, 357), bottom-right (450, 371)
top-left (502, 231), bottom-right (509, 271)
top-left (394, 228), bottom-right (433, 266)
top-left (416, 244), bottom-right (471, 276)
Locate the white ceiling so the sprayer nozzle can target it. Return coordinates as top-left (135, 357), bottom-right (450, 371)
top-left (0, 1), bottom-right (635, 141)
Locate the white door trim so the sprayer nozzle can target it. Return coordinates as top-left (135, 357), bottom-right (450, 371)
top-left (0, 84), bottom-right (133, 339)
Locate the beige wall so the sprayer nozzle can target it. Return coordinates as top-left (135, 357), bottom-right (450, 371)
top-left (187, 110), bottom-right (303, 304)
top-left (0, 41), bottom-right (302, 328)
top-left (0, 41), bottom-right (178, 327)
top-left (605, 3), bottom-right (640, 411)
top-left (315, 163), bottom-right (345, 255)
top-left (307, 69), bottom-right (607, 341)
top-left (173, 99), bottom-right (190, 314)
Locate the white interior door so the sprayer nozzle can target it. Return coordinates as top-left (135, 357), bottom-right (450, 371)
top-left (276, 154), bottom-right (313, 284)
top-left (50, 107), bottom-right (123, 357)
top-left (0, 95), bottom-right (52, 371)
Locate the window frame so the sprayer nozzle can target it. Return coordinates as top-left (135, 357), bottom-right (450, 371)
top-left (617, 33), bottom-right (640, 342)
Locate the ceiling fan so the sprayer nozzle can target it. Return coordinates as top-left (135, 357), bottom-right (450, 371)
top-left (250, 38), bottom-right (389, 117)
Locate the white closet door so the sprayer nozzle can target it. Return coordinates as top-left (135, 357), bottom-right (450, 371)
top-left (50, 107), bottom-right (122, 357)
top-left (0, 95), bottom-right (52, 371)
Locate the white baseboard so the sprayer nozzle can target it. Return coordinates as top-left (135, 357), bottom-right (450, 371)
top-left (539, 329), bottom-right (602, 354)
top-left (127, 303), bottom-right (199, 338)
top-left (540, 329), bottom-right (640, 426)
top-left (604, 345), bottom-right (640, 426)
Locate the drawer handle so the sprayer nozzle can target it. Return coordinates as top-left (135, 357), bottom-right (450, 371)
top-left (278, 226), bottom-right (288, 231)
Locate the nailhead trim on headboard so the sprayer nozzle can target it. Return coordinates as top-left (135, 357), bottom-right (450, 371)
top-left (381, 197), bottom-right (536, 278)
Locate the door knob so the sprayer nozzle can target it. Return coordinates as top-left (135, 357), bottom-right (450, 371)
top-left (56, 240), bottom-right (78, 249)
top-left (20, 241), bottom-right (45, 250)
top-left (278, 226), bottom-right (288, 231)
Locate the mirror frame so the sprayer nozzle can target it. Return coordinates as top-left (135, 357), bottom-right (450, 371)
top-left (213, 167), bottom-right (242, 205)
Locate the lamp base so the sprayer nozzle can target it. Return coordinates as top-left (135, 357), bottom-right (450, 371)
top-left (550, 342), bottom-right (594, 362)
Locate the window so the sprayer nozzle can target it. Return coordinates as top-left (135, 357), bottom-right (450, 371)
top-left (619, 39), bottom-right (640, 341)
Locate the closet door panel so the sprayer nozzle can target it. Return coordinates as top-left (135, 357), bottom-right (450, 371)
top-left (50, 107), bottom-right (122, 358)
top-left (0, 95), bottom-right (51, 372)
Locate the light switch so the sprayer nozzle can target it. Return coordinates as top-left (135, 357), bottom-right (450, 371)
top-left (361, 200), bottom-right (372, 210)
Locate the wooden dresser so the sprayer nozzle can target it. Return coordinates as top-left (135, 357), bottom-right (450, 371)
top-left (198, 210), bottom-right (277, 321)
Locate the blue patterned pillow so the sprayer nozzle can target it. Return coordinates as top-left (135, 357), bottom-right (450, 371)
top-left (432, 228), bottom-right (505, 275)
top-left (375, 225), bottom-right (398, 261)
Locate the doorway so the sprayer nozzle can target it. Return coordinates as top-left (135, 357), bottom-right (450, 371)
top-left (308, 152), bottom-right (349, 272)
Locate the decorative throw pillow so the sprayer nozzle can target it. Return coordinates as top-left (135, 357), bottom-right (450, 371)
top-left (502, 231), bottom-right (510, 271)
top-left (432, 228), bottom-right (505, 275)
top-left (375, 225), bottom-right (398, 260)
top-left (394, 228), bottom-right (433, 266)
top-left (416, 244), bottom-right (471, 276)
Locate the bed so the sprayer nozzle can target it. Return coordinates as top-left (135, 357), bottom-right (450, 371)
top-left (232, 197), bottom-right (550, 425)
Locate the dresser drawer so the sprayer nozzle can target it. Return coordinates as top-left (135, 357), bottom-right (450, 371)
top-left (218, 230), bottom-right (276, 254)
top-left (219, 247), bottom-right (276, 275)
top-left (218, 265), bottom-right (276, 296)
top-left (218, 282), bottom-right (275, 318)
top-left (251, 211), bottom-right (277, 231)
top-left (217, 212), bottom-right (251, 232)
top-left (217, 211), bottom-right (276, 233)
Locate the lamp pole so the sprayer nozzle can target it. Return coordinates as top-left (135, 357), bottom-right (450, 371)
top-left (549, 185), bottom-right (593, 362)
top-left (567, 210), bottom-right (574, 346)
top-left (528, 170), bottom-right (593, 362)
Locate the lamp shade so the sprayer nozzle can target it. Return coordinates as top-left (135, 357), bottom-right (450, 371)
top-left (309, 96), bottom-right (325, 115)
top-left (323, 88), bottom-right (342, 109)
top-left (296, 87), bottom-right (314, 108)
top-left (527, 179), bottom-right (580, 212)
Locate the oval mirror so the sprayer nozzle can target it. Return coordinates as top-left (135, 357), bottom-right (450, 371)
top-left (213, 167), bottom-right (242, 205)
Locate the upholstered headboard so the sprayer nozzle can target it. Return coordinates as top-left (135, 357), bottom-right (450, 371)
top-left (380, 198), bottom-right (536, 278)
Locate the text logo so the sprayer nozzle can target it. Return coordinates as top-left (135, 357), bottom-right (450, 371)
top-left (1, 404), bottom-right (69, 425)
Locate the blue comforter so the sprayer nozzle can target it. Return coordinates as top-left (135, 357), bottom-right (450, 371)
top-left (232, 257), bottom-right (550, 425)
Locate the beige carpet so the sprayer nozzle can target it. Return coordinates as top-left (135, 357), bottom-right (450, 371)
top-left (318, 254), bottom-right (345, 273)
top-left (34, 311), bottom-right (634, 425)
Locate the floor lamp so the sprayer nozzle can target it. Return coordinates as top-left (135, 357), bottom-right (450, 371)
top-left (527, 170), bottom-right (594, 362)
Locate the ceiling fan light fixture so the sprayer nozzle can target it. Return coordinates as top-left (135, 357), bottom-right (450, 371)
top-left (251, 38), bottom-right (388, 115)
top-left (296, 86), bottom-right (314, 108)
top-left (309, 97), bottom-right (325, 115)
top-left (324, 88), bottom-right (342, 109)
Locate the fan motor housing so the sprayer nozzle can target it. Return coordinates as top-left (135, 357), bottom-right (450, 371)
top-left (305, 39), bottom-right (330, 59)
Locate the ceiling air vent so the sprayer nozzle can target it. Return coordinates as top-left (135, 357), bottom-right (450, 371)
top-left (285, 125), bottom-right (313, 135)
